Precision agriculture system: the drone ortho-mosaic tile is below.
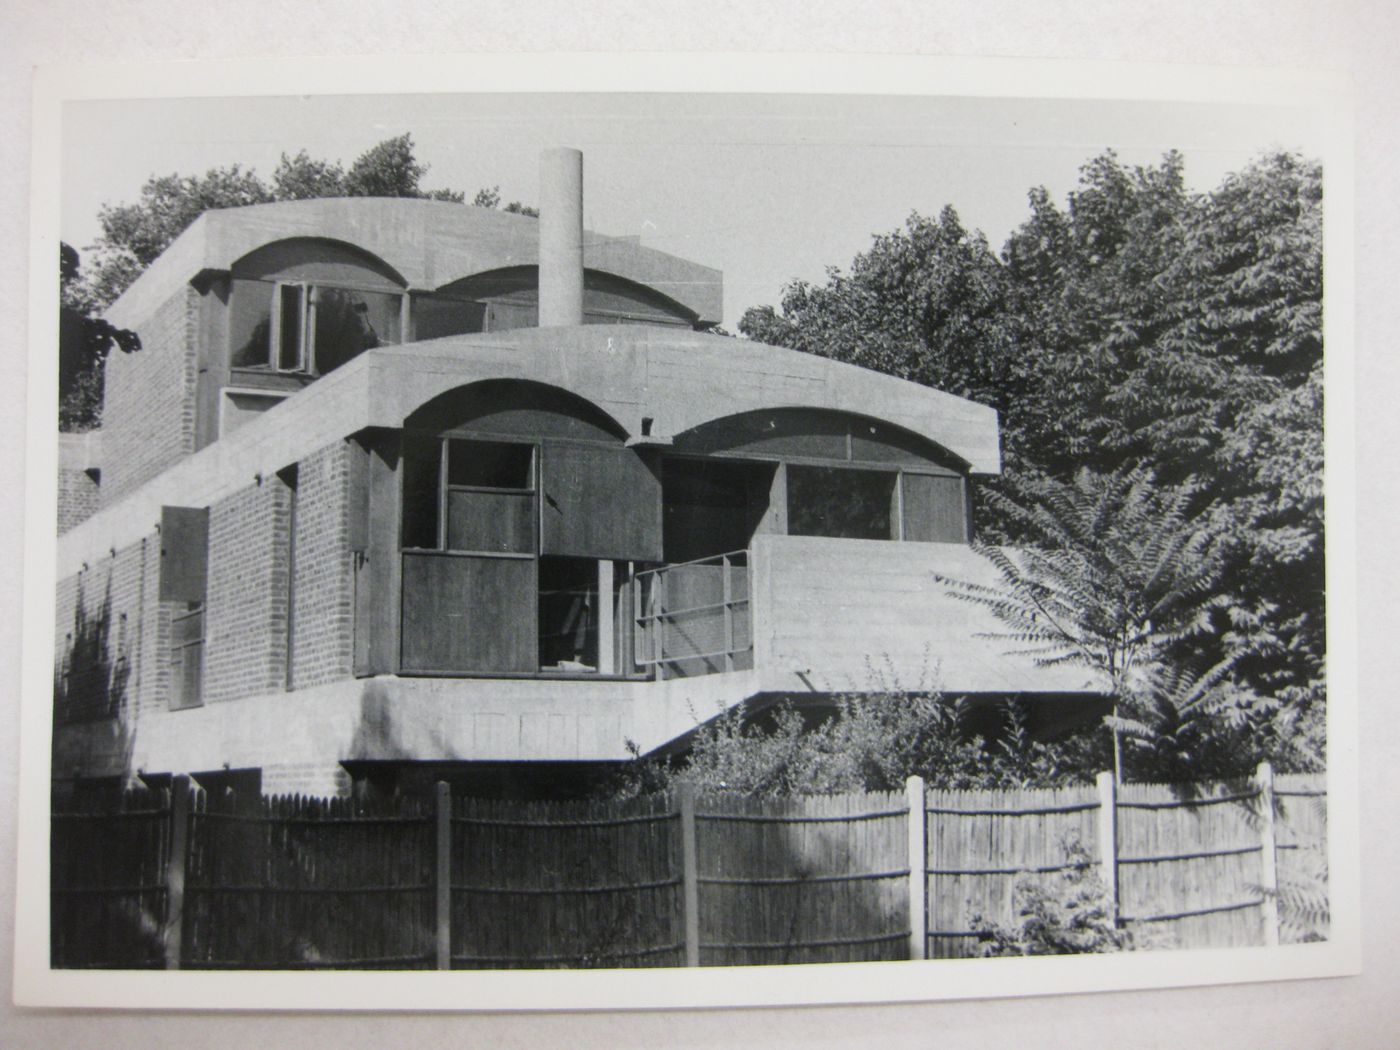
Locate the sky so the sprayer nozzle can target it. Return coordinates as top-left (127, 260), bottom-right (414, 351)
top-left (61, 92), bottom-right (1327, 331)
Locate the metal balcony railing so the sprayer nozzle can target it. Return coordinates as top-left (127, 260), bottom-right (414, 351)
top-left (633, 550), bottom-right (752, 678)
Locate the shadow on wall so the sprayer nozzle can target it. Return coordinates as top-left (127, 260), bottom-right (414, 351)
top-left (52, 573), bottom-right (137, 786)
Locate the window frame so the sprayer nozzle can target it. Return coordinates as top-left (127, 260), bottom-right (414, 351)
top-left (233, 277), bottom-right (406, 377)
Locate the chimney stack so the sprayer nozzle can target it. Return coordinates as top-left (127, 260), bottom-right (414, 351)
top-left (538, 148), bottom-right (584, 327)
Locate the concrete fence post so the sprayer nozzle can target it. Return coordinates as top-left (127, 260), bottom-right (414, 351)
top-left (1096, 770), bottom-right (1119, 924)
top-left (1256, 761), bottom-right (1281, 946)
top-left (906, 775), bottom-right (927, 960)
top-left (435, 780), bottom-right (452, 970)
top-left (678, 783), bottom-right (700, 967)
top-left (164, 774), bottom-right (191, 970)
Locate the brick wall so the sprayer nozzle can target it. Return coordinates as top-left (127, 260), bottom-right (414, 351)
top-left (290, 441), bottom-right (355, 689)
top-left (52, 533), bottom-right (164, 779)
top-left (204, 477), bottom-right (292, 704)
top-left (101, 285), bottom-right (201, 505)
top-left (58, 468), bottom-right (101, 533)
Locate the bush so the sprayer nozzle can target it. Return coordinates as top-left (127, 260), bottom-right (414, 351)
top-left (607, 690), bottom-right (1106, 801)
top-left (969, 840), bottom-right (1135, 956)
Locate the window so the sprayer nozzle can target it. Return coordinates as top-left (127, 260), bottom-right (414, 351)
top-left (160, 506), bottom-right (209, 709)
top-left (402, 437), bottom-right (536, 554)
top-left (412, 295), bottom-right (488, 340)
top-left (786, 465), bottom-right (897, 541)
top-left (169, 602), bottom-right (205, 711)
top-left (230, 278), bottom-right (402, 376)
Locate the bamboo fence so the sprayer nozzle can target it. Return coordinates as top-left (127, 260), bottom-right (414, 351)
top-left (49, 767), bottom-right (1328, 969)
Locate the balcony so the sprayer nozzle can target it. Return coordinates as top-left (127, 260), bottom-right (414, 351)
top-left (633, 550), bottom-right (752, 679)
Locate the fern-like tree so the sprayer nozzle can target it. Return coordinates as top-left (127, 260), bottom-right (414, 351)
top-left (935, 467), bottom-right (1219, 783)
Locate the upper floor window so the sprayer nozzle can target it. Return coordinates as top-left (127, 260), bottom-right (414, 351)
top-left (230, 278), bottom-right (402, 377)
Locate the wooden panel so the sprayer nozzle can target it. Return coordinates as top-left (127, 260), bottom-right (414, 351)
top-left (446, 490), bottom-right (534, 554)
top-left (346, 438), bottom-right (370, 553)
top-left (400, 553), bottom-right (536, 673)
top-left (159, 506), bottom-right (209, 602)
top-left (541, 444), bottom-right (663, 562)
top-left (486, 300), bottom-right (538, 332)
top-left (901, 473), bottom-right (968, 543)
top-left (361, 432), bottom-right (402, 676)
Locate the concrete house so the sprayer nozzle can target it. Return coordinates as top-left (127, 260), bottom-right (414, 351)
top-left (53, 149), bottom-right (1104, 803)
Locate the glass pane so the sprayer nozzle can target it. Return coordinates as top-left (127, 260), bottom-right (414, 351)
top-left (538, 557), bottom-right (598, 671)
top-left (413, 295), bottom-right (487, 340)
top-left (447, 440), bottom-right (533, 490)
top-left (401, 434), bottom-right (442, 550)
top-left (278, 284), bottom-right (305, 370)
top-left (787, 465), bottom-right (896, 540)
top-left (230, 279), bottom-right (275, 368)
top-left (312, 286), bottom-right (401, 375)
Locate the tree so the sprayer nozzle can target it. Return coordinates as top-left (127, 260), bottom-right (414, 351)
top-left (740, 148), bottom-right (1325, 766)
top-left (59, 242), bottom-right (139, 431)
top-left (74, 133), bottom-right (535, 312)
top-left (934, 467), bottom-right (1220, 783)
top-left (737, 206), bottom-right (1056, 492)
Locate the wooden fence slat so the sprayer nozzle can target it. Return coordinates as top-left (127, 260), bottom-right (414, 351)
top-left (679, 785), bottom-right (700, 967)
top-left (164, 775), bottom-right (190, 970)
top-left (906, 776), bottom-right (926, 961)
top-left (1097, 771), bottom-right (1118, 923)
top-left (1257, 762), bottom-right (1280, 946)
top-left (435, 781), bottom-right (451, 970)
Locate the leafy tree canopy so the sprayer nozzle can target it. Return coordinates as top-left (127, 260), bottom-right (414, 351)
top-left (61, 133), bottom-right (539, 428)
top-left (74, 133), bottom-right (537, 313)
top-left (739, 149), bottom-right (1325, 776)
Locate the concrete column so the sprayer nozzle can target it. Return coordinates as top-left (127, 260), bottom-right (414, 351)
top-left (538, 147), bottom-right (584, 327)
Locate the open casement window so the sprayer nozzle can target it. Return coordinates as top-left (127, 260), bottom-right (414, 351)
top-left (230, 278), bottom-right (402, 376)
top-left (160, 506), bottom-right (208, 709)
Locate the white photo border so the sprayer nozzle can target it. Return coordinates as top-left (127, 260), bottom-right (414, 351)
top-left (15, 51), bottom-right (1360, 1011)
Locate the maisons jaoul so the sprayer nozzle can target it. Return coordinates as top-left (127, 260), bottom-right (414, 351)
top-left (53, 149), bottom-right (1106, 803)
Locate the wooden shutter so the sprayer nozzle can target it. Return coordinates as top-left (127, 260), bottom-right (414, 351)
top-left (159, 506), bottom-right (210, 601)
top-left (900, 473), bottom-right (968, 543)
top-left (400, 553), bottom-right (537, 672)
top-left (540, 443), bottom-right (663, 562)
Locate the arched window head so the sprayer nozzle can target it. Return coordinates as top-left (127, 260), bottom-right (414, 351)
top-left (228, 238), bottom-right (405, 378)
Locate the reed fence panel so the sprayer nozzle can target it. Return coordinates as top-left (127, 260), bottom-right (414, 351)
top-left (694, 791), bottom-right (909, 966)
top-left (49, 767), bottom-right (1329, 970)
top-left (1115, 779), bottom-right (1266, 949)
top-left (50, 788), bottom-right (170, 968)
top-left (923, 785), bottom-right (1100, 959)
top-left (449, 794), bottom-right (683, 969)
top-left (1274, 772), bottom-right (1329, 943)
top-left (182, 792), bottom-right (435, 969)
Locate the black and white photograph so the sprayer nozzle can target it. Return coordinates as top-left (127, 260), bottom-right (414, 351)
top-left (7, 45), bottom-right (1370, 1029)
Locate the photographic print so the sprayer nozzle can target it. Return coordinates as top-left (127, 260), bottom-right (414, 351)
top-left (16, 56), bottom-right (1358, 1010)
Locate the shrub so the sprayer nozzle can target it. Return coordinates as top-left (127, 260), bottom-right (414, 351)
top-left (607, 690), bottom-right (1105, 801)
top-left (968, 840), bottom-right (1135, 956)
